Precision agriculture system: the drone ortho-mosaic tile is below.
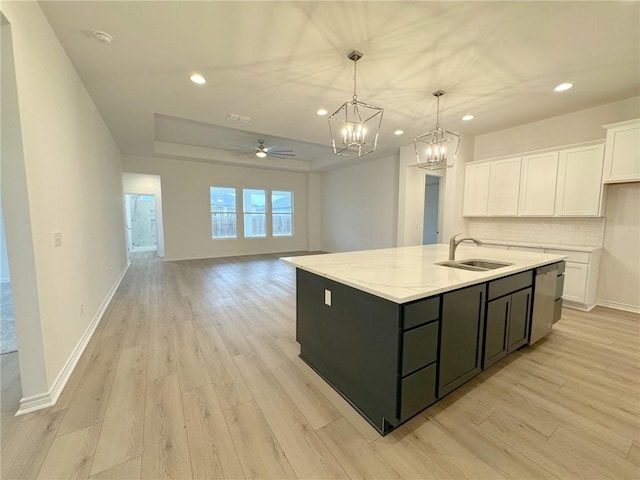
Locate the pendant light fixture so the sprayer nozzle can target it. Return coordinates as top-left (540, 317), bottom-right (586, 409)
top-left (414, 90), bottom-right (460, 170)
top-left (328, 50), bottom-right (384, 157)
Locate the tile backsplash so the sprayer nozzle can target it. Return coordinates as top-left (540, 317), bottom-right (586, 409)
top-left (467, 217), bottom-right (605, 247)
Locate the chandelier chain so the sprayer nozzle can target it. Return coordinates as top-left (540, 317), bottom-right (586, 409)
top-left (352, 59), bottom-right (358, 102)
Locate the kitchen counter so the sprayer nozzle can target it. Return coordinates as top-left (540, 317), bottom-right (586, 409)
top-left (282, 244), bottom-right (566, 304)
top-left (479, 239), bottom-right (601, 253)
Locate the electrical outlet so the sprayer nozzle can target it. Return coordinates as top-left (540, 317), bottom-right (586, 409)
top-left (53, 231), bottom-right (62, 247)
top-left (324, 289), bottom-right (332, 306)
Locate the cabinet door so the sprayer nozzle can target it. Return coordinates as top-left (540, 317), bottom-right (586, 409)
top-left (555, 144), bottom-right (605, 216)
top-left (439, 284), bottom-right (486, 397)
top-left (603, 120), bottom-right (640, 183)
top-left (519, 152), bottom-right (559, 216)
top-left (488, 157), bottom-right (521, 216)
top-left (483, 296), bottom-right (509, 369)
top-left (463, 163), bottom-right (490, 216)
top-left (507, 288), bottom-right (531, 353)
top-left (562, 262), bottom-right (589, 303)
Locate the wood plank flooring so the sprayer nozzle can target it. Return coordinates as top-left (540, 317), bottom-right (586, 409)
top-left (1, 252), bottom-right (639, 479)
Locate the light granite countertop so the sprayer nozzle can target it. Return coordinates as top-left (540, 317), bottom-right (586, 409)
top-left (479, 239), bottom-right (601, 253)
top-left (281, 244), bottom-right (566, 304)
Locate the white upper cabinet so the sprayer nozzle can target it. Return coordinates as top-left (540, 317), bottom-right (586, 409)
top-left (463, 162), bottom-right (491, 216)
top-left (602, 119), bottom-right (640, 183)
top-left (487, 157), bottom-right (521, 216)
top-left (519, 152), bottom-right (559, 216)
top-left (555, 144), bottom-right (605, 216)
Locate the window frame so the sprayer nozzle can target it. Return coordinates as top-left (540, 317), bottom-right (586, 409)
top-left (209, 186), bottom-right (295, 240)
top-left (210, 186), bottom-right (238, 239)
top-left (242, 188), bottom-right (267, 238)
top-left (271, 189), bottom-right (294, 237)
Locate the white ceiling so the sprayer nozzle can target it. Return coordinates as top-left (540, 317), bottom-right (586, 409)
top-left (39, 1), bottom-right (640, 171)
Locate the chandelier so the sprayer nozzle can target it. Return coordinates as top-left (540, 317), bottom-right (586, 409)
top-left (328, 50), bottom-right (384, 157)
top-left (414, 90), bottom-right (460, 170)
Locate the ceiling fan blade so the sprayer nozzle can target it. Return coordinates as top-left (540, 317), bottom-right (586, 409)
top-left (230, 143), bottom-right (257, 151)
top-left (267, 150), bottom-right (295, 155)
top-left (267, 152), bottom-right (296, 159)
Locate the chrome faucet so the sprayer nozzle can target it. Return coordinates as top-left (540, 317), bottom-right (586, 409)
top-left (449, 233), bottom-right (483, 260)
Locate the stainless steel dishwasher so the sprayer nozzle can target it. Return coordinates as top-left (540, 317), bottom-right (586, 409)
top-left (530, 263), bottom-right (559, 345)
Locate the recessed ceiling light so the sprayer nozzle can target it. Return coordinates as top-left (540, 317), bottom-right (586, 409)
top-left (316, 108), bottom-right (328, 116)
top-left (554, 82), bottom-right (573, 92)
top-left (394, 130), bottom-right (404, 135)
top-left (462, 115), bottom-right (474, 121)
top-left (190, 73), bottom-right (206, 85)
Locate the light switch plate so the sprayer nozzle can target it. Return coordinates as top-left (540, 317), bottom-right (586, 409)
top-left (53, 231), bottom-right (62, 247)
top-left (324, 289), bottom-right (332, 306)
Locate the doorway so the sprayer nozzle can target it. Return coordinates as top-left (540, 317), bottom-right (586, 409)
top-left (423, 175), bottom-right (441, 244)
top-left (125, 194), bottom-right (158, 253)
top-left (0, 199), bottom-right (16, 355)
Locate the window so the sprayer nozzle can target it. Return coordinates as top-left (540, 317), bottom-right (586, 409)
top-left (210, 187), bottom-right (237, 238)
top-left (272, 190), bottom-right (293, 236)
top-left (243, 188), bottom-right (266, 237)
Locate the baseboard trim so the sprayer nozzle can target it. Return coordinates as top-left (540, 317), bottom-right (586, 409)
top-left (561, 300), bottom-right (596, 312)
top-left (16, 260), bottom-right (131, 416)
top-left (596, 299), bottom-right (640, 314)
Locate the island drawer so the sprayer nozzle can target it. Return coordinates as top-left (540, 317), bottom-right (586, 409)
top-left (402, 321), bottom-right (439, 376)
top-left (400, 363), bottom-right (437, 421)
top-left (554, 298), bottom-right (563, 323)
top-left (488, 271), bottom-right (533, 301)
top-left (403, 296), bottom-right (440, 330)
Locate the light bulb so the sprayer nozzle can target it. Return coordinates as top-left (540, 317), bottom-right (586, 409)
top-left (256, 150), bottom-right (267, 158)
top-left (190, 73), bottom-right (206, 84)
top-left (554, 82), bottom-right (573, 92)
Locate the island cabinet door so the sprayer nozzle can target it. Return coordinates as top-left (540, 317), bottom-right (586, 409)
top-left (438, 283), bottom-right (486, 398)
top-left (507, 287), bottom-right (532, 353)
top-left (484, 296), bottom-right (509, 369)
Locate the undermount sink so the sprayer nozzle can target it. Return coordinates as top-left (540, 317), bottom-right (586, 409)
top-left (436, 259), bottom-right (513, 271)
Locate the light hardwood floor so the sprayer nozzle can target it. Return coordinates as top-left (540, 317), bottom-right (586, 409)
top-left (1, 253), bottom-right (639, 479)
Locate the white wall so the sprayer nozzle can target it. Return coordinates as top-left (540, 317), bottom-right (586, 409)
top-left (122, 173), bottom-right (165, 257)
top-left (322, 154), bottom-right (399, 253)
top-left (597, 184), bottom-right (640, 312)
top-left (474, 96), bottom-right (640, 160)
top-left (306, 172), bottom-right (323, 251)
top-left (122, 155), bottom-right (318, 260)
top-left (0, 198), bottom-right (10, 282)
top-left (1, 3), bottom-right (127, 405)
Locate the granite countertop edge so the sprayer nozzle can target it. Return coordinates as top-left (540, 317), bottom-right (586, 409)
top-left (281, 244), bottom-right (567, 304)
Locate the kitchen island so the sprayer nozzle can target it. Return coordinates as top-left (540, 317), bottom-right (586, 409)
top-left (282, 244), bottom-right (565, 435)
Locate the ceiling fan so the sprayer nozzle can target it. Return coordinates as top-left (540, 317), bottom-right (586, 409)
top-left (230, 139), bottom-right (295, 159)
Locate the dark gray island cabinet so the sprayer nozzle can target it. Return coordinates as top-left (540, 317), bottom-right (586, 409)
top-left (294, 261), bottom-right (563, 435)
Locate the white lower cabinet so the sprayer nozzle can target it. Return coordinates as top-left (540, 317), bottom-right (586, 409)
top-left (482, 243), bottom-right (601, 311)
top-left (562, 262), bottom-right (589, 302)
top-left (544, 248), bottom-right (600, 310)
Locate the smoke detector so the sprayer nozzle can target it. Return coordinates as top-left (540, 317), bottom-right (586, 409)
top-left (93, 31), bottom-right (113, 44)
